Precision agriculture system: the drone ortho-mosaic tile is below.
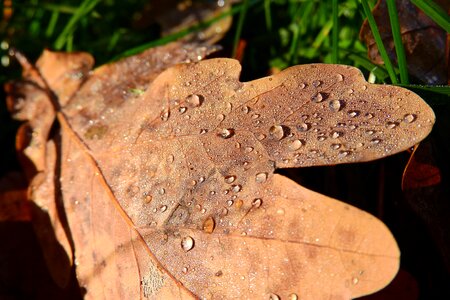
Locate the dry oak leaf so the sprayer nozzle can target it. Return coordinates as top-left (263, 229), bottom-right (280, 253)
top-left (8, 50), bottom-right (435, 299)
top-left (360, 0), bottom-right (448, 84)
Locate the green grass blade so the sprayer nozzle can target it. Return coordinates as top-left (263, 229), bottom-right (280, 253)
top-left (332, 0), bottom-right (339, 63)
top-left (45, 10), bottom-right (59, 38)
top-left (386, 0), bottom-right (409, 83)
top-left (264, 0), bottom-right (272, 32)
top-left (396, 84), bottom-right (450, 96)
top-left (360, 0), bottom-right (398, 84)
top-left (232, 0), bottom-right (250, 58)
top-left (411, 0), bottom-right (450, 33)
top-left (345, 51), bottom-right (389, 81)
top-left (54, 0), bottom-right (100, 50)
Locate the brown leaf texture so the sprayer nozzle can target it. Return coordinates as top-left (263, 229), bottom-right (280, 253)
top-left (7, 47), bottom-right (435, 299)
top-left (359, 0), bottom-right (448, 84)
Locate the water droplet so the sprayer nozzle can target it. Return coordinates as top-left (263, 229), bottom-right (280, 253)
top-left (159, 188), bottom-right (165, 195)
top-left (191, 180), bottom-right (197, 186)
top-left (182, 266), bottom-right (188, 274)
top-left (244, 147), bottom-right (254, 153)
top-left (226, 200), bottom-right (234, 206)
top-left (386, 121), bottom-right (398, 129)
top-left (235, 199), bottom-right (243, 209)
top-left (296, 122), bottom-right (310, 132)
top-left (331, 143), bottom-right (341, 150)
top-left (329, 99), bottom-right (343, 112)
top-left (216, 114), bottom-right (225, 121)
top-left (160, 205), bottom-right (167, 212)
top-left (356, 142), bottom-right (364, 148)
top-left (181, 236), bottom-right (195, 252)
top-left (370, 138), bottom-right (381, 145)
top-left (242, 106), bottom-right (250, 114)
top-left (220, 207), bottom-right (228, 216)
top-left (269, 293), bottom-right (281, 300)
top-left (349, 124), bottom-right (357, 130)
top-left (257, 133), bottom-right (266, 140)
top-left (219, 128), bottom-right (235, 139)
top-left (289, 139), bottom-right (303, 151)
top-left (362, 85), bottom-right (367, 90)
top-left (186, 94), bottom-right (203, 107)
top-left (365, 113), bottom-right (374, 119)
top-left (269, 125), bottom-right (285, 140)
top-left (331, 131), bottom-right (342, 139)
top-left (231, 185), bottom-right (242, 193)
top-left (311, 92), bottom-right (325, 103)
top-left (284, 294), bottom-right (298, 300)
top-left (252, 198), bottom-right (262, 208)
top-left (336, 73), bottom-right (344, 81)
top-left (348, 110), bottom-right (359, 118)
top-left (179, 107), bottom-right (187, 114)
top-left (255, 172), bottom-right (268, 183)
top-left (160, 110), bottom-right (170, 121)
top-left (144, 195), bottom-right (152, 203)
top-left (167, 154), bottom-right (174, 163)
top-left (298, 83), bottom-right (306, 89)
top-left (317, 134), bottom-right (327, 141)
top-left (252, 114), bottom-right (260, 119)
top-left (202, 216), bottom-right (215, 233)
top-left (225, 175), bottom-right (236, 184)
top-left (352, 277), bottom-right (359, 285)
top-left (312, 80), bottom-right (322, 87)
top-left (403, 113), bottom-right (416, 123)
top-left (365, 129), bottom-right (375, 135)
top-left (215, 270), bottom-right (223, 277)
top-left (338, 150), bottom-right (351, 158)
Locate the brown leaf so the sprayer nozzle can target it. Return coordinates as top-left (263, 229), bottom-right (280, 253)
top-left (7, 46), bottom-right (435, 299)
top-left (359, 0), bottom-right (449, 84)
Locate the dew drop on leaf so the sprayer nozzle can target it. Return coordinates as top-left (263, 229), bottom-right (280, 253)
top-left (185, 94), bottom-right (203, 107)
top-left (329, 100), bottom-right (343, 112)
top-left (289, 139), bottom-right (303, 151)
top-left (312, 80), bottom-right (322, 87)
top-left (403, 113), bottom-right (416, 123)
top-left (160, 205), bottom-right (167, 212)
top-left (160, 110), bottom-right (170, 121)
top-left (365, 112), bottom-right (374, 119)
top-left (331, 143), bottom-right (341, 150)
top-left (178, 107), bottom-right (187, 114)
top-left (231, 184), bottom-right (242, 193)
top-left (338, 150), bottom-right (351, 158)
top-left (269, 293), bottom-right (281, 300)
top-left (269, 125), bottom-right (285, 140)
top-left (252, 198), bottom-right (262, 208)
top-left (331, 131), bottom-right (342, 139)
top-left (296, 123), bottom-right (310, 132)
top-left (348, 110), bottom-right (359, 118)
top-left (371, 138), bottom-right (381, 145)
top-left (242, 106), bottom-right (250, 114)
top-left (311, 92), bottom-right (324, 103)
top-left (244, 147), bottom-right (254, 153)
top-left (219, 128), bottom-right (235, 139)
top-left (181, 236), bottom-right (195, 252)
top-left (144, 195), bottom-right (152, 204)
top-left (255, 172), bottom-right (268, 183)
top-left (202, 216), bottom-right (215, 233)
top-left (224, 175), bottom-right (236, 184)
top-left (385, 121), bottom-right (398, 129)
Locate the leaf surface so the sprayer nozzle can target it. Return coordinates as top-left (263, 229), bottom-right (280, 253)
top-left (7, 45), bottom-right (436, 299)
